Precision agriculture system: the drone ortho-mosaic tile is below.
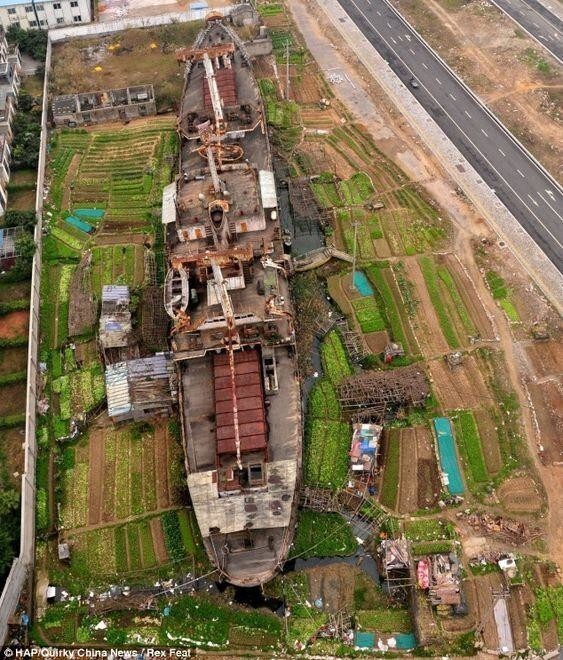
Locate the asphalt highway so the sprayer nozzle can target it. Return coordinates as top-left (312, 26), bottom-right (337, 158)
top-left (335, 0), bottom-right (563, 272)
top-left (488, 0), bottom-right (563, 63)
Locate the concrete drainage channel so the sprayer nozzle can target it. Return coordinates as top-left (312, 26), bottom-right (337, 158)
top-left (310, 0), bottom-right (563, 315)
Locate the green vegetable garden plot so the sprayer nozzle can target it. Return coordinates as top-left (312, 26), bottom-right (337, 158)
top-left (126, 523), bottom-right (143, 571)
top-left (352, 296), bottom-right (386, 333)
top-left (305, 418), bottom-right (350, 488)
top-left (418, 256), bottom-right (461, 349)
top-left (60, 461), bottom-right (89, 529)
top-left (320, 329), bottom-right (352, 384)
top-left (356, 609), bottom-right (412, 633)
top-left (485, 270), bottom-right (508, 299)
top-left (405, 518), bottom-right (456, 542)
top-left (308, 378), bottom-right (341, 420)
top-left (365, 264), bottom-right (412, 351)
top-left (290, 510), bottom-right (357, 559)
top-left (379, 431), bottom-right (400, 509)
top-left (162, 510), bottom-right (189, 563)
top-left (69, 526), bottom-right (117, 578)
top-left (451, 410), bottom-right (489, 486)
top-left (437, 266), bottom-right (477, 336)
top-left (337, 172), bottom-right (375, 205)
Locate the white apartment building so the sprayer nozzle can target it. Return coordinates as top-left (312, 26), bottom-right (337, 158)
top-left (0, 0), bottom-right (91, 31)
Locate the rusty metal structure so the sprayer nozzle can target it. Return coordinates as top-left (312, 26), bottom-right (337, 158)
top-left (339, 364), bottom-right (430, 423)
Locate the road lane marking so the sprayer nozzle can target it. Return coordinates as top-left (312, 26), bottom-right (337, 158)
top-left (517, 169), bottom-right (525, 177)
top-left (498, 148), bottom-right (506, 156)
top-left (464, 110), bottom-right (472, 118)
top-left (409, 48), bottom-right (416, 54)
top-left (481, 128), bottom-right (488, 136)
top-left (422, 62), bottom-right (428, 68)
top-left (435, 77), bottom-right (442, 84)
top-left (391, 37), bottom-right (397, 43)
top-left (449, 93), bottom-right (456, 100)
top-left (376, 9), bottom-right (381, 14)
top-left (528, 194), bottom-right (539, 207)
top-left (387, 22), bottom-right (392, 28)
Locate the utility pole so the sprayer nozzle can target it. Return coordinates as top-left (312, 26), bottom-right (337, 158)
top-left (285, 40), bottom-right (290, 101)
top-left (350, 218), bottom-right (359, 291)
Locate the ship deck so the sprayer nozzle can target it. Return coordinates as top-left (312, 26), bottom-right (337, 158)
top-left (180, 345), bottom-right (301, 584)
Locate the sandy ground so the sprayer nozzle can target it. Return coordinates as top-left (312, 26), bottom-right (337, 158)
top-left (289, 0), bottom-right (563, 569)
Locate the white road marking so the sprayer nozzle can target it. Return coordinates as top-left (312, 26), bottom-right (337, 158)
top-left (376, 9), bottom-right (381, 14)
top-left (528, 194), bottom-right (539, 207)
top-left (435, 77), bottom-right (442, 84)
top-left (422, 62), bottom-right (428, 69)
top-left (387, 22), bottom-right (392, 28)
top-left (391, 37), bottom-right (397, 43)
top-left (516, 169), bottom-right (525, 177)
top-left (398, 35), bottom-right (403, 41)
top-left (464, 110), bottom-right (472, 118)
top-left (498, 148), bottom-right (506, 156)
top-left (481, 128), bottom-right (488, 136)
top-left (409, 48), bottom-right (416, 54)
top-left (546, 189), bottom-right (555, 198)
top-left (449, 93), bottom-right (456, 100)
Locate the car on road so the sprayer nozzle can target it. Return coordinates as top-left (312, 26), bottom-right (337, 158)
top-left (409, 77), bottom-right (419, 89)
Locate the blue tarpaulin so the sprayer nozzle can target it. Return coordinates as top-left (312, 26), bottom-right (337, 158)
top-left (74, 208), bottom-right (105, 220)
top-left (433, 417), bottom-right (464, 495)
top-left (354, 631), bottom-right (375, 649)
top-left (66, 216), bottom-right (94, 234)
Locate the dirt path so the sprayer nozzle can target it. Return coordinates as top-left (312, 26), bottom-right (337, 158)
top-left (61, 153), bottom-right (81, 210)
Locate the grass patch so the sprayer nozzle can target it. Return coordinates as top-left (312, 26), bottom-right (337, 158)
top-left (356, 608), bottom-right (411, 633)
top-left (290, 510), bottom-right (357, 559)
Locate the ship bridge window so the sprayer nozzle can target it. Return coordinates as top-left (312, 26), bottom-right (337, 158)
top-left (249, 464), bottom-right (263, 485)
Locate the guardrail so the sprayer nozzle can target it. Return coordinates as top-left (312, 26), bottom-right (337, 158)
top-left (0, 35), bottom-right (51, 644)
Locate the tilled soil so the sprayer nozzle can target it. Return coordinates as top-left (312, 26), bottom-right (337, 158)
top-left (405, 258), bottom-right (449, 357)
top-left (428, 354), bottom-right (490, 410)
top-left (150, 517), bottom-right (168, 564)
top-left (524, 341), bottom-right (563, 379)
top-left (497, 475), bottom-right (543, 514)
top-left (0, 310), bottom-right (29, 339)
top-left (528, 379), bottom-right (562, 464)
top-left (154, 425), bottom-right (171, 508)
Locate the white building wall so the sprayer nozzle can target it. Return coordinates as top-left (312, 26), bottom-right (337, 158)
top-left (0, 0), bottom-right (91, 31)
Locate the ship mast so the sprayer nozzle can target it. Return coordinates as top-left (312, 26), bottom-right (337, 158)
top-left (203, 53), bottom-right (225, 134)
top-left (210, 259), bottom-right (242, 472)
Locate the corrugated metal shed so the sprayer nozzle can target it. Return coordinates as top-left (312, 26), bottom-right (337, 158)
top-left (105, 361), bottom-right (131, 419)
top-left (102, 284), bottom-right (129, 303)
top-left (258, 170), bottom-right (277, 209)
top-left (161, 182), bottom-right (177, 225)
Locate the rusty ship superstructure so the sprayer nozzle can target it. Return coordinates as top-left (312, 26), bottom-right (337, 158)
top-left (162, 17), bottom-right (301, 586)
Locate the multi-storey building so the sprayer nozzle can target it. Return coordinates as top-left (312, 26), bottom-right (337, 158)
top-left (0, 28), bottom-right (19, 214)
top-left (0, 0), bottom-right (91, 31)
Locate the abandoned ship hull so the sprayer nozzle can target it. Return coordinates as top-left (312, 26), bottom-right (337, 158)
top-left (165, 17), bottom-right (301, 586)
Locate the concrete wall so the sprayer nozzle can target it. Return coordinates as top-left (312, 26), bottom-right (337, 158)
top-left (0, 35), bottom-right (50, 644)
top-left (0, 0), bottom-right (92, 31)
top-left (244, 37), bottom-right (272, 58)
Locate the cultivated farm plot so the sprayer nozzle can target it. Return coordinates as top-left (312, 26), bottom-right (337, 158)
top-left (497, 475), bottom-right (543, 514)
top-left (0, 345), bottom-right (27, 376)
top-left (524, 341), bottom-right (563, 379)
top-left (90, 244), bottom-right (146, 296)
top-left (382, 426), bottom-right (441, 514)
top-left (0, 381), bottom-right (27, 417)
top-left (428, 355), bottom-right (491, 410)
top-left (0, 310), bottom-right (29, 340)
top-left (403, 258), bottom-right (449, 357)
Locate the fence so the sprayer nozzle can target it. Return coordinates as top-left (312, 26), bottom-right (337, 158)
top-left (0, 36), bottom-right (52, 644)
top-left (48, 5), bottom-right (234, 42)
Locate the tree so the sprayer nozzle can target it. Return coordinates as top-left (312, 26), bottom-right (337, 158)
top-left (6, 26), bottom-right (48, 61)
top-left (3, 210), bottom-right (36, 230)
top-left (0, 488), bottom-right (19, 578)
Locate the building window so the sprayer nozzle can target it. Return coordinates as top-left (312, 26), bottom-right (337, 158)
top-left (73, 14), bottom-right (81, 20)
top-left (56, 16), bottom-right (63, 22)
top-left (35, 2), bottom-right (44, 8)
top-left (29, 20), bottom-right (37, 26)
top-left (39, 19), bottom-right (46, 25)
top-left (25, 5), bottom-right (33, 12)
top-left (53, 2), bottom-right (61, 7)
top-left (7, 8), bottom-right (16, 14)
top-left (70, 1), bottom-right (78, 6)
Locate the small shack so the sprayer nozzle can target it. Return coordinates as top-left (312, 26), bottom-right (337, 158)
top-left (105, 352), bottom-right (177, 423)
top-left (421, 552), bottom-right (464, 613)
top-left (349, 423), bottom-right (381, 474)
top-left (99, 285), bottom-right (133, 362)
